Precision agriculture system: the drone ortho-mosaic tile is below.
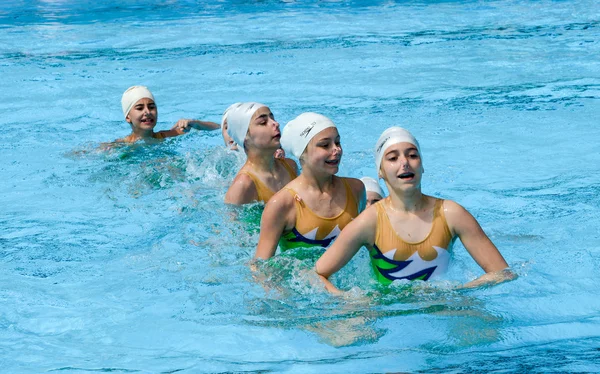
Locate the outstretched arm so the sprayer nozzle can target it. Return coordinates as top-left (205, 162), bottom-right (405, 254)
top-left (315, 207), bottom-right (377, 293)
top-left (444, 200), bottom-right (516, 288)
top-left (173, 119), bottom-right (220, 133)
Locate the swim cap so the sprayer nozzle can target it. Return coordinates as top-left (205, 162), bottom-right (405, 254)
top-left (360, 177), bottom-right (384, 197)
top-left (375, 127), bottom-right (421, 172)
top-left (226, 102), bottom-right (266, 148)
top-left (221, 102), bottom-right (242, 128)
top-left (281, 112), bottom-right (336, 159)
top-left (121, 86), bottom-right (155, 119)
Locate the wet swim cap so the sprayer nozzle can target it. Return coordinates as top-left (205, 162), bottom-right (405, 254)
top-left (121, 86), bottom-right (155, 119)
top-left (226, 102), bottom-right (266, 149)
top-left (221, 102), bottom-right (242, 128)
top-left (375, 127), bottom-right (421, 172)
top-left (360, 177), bottom-right (384, 197)
top-left (281, 112), bottom-right (336, 159)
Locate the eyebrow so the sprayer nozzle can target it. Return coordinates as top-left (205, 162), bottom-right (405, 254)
top-left (254, 113), bottom-right (271, 121)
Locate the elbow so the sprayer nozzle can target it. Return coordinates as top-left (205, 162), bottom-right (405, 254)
top-left (314, 260), bottom-right (330, 279)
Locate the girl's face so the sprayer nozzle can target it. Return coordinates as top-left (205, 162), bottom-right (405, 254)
top-left (366, 191), bottom-right (383, 208)
top-left (379, 142), bottom-right (423, 192)
top-left (302, 127), bottom-right (342, 175)
top-left (126, 98), bottom-right (157, 132)
top-left (245, 106), bottom-right (281, 150)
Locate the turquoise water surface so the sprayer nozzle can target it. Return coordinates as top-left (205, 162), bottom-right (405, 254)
top-left (1, 0), bottom-right (599, 372)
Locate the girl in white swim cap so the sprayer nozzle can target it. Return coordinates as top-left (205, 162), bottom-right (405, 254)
top-left (254, 112), bottom-right (366, 260)
top-left (113, 85), bottom-right (219, 144)
top-left (360, 176), bottom-right (385, 208)
top-left (316, 126), bottom-right (516, 292)
top-left (224, 103), bottom-right (298, 205)
top-left (221, 102), bottom-right (286, 158)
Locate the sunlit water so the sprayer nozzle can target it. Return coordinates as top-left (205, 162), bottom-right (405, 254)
top-left (1, 0), bottom-right (599, 372)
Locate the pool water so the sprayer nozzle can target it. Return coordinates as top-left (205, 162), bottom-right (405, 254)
top-left (1, 0), bottom-right (599, 372)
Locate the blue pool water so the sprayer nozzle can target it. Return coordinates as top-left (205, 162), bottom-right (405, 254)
top-left (1, 0), bottom-right (600, 372)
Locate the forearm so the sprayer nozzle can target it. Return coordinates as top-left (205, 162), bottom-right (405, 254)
top-left (189, 120), bottom-right (219, 130)
top-left (318, 274), bottom-right (343, 295)
top-left (460, 268), bottom-right (517, 289)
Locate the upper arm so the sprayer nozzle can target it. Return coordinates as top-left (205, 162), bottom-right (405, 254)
top-left (157, 129), bottom-right (184, 138)
top-left (255, 192), bottom-right (295, 260)
top-left (315, 206), bottom-right (377, 278)
top-left (224, 174), bottom-right (258, 205)
top-left (444, 200), bottom-right (509, 273)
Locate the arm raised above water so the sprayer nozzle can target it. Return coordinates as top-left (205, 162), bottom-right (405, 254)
top-left (224, 173), bottom-right (259, 205)
top-left (254, 190), bottom-right (296, 260)
top-left (443, 200), bottom-right (516, 288)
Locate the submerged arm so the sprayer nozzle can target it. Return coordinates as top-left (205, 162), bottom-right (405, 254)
top-left (315, 208), bottom-right (377, 293)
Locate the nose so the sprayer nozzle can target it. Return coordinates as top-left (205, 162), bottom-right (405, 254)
top-left (399, 155), bottom-right (410, 168)
top-left (333, 143), bottom-right (342, 156)
top-left (271, 118), bottom-right (280, 129)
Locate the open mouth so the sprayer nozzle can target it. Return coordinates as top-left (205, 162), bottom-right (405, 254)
top-left (325, 159), bottom-right (340, 166)
top-left (398, 172), bottom-right (415, 179)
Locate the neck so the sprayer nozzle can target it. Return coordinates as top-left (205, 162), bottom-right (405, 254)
top-left (299, 167), bottom-right (336, 193)
top-left (245, 148), bottom-right (277, 172)
top-left (387, 188), bottom-right (425, 212)
top-left (130, 126), bottom-right (154, 140)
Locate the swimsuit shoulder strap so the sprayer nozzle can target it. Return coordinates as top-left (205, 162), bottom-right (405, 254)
top-left (278, 158), bottom-right (298, 179)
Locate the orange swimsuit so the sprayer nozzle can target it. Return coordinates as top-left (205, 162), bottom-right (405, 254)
top-left (279, 178), bottom-right (359, 251)
top-left (240, 159), bottom-right (297, 203)
top-left (369, 199), bottom-right (454, 284)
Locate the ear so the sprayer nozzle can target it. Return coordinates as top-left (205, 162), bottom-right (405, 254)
top-left (125, 114), bottom-right (132, 124)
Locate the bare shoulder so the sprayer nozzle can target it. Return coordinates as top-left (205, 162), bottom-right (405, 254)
top-left (343, 177), bottom-right (366, 194)
top-left (442, 199), bottom-right (470, 218)
top-left (343, 177), bottom-right (367, 207)
top-left (262, 187), bottom-right (296, 230)
top-left (442, 199), bottom-right (480, 235)
top-left (356, 202), bottom-right (379, 225)
top-left (224, 172), bottom-right (258, 205)
top-left (265, 186), bottom-right (295, 212)
top-left (344, 200), bottom-right (379, 244)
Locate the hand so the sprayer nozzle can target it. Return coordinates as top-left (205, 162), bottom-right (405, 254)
top-left (173, 119), bottom-right (192, 134)
top-left (274, 148), bottom-right (285, 159)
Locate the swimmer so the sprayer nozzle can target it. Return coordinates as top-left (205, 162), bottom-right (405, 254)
top-left (114, 85), bottom-right (219, 143)
top-left (221, 102), bottom-right (286, 158)
top-left (316, 127), bottom-right (516, 292)
top-left (224, 102), bottom-right (298, 205)
top-left (360, 176), bottom-right (385, 208)
top-left (254, 112), bottom-right (366, 260)
top-left (221, 103), bottom-right (240, 151)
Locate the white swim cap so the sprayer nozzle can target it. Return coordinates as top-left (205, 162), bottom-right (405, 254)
top-left (226, 102), bottom-right (266, 148)
top-left (221, 102), bottom-right (242, 128)
top-left (375, 126), bottom-right (421, 172)
top-left (121, 86), bottom-right (155, 119)
top-left (281, 112), bottom-right (336, 159)
top-left (360, 177), bottom-right (385, 197)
